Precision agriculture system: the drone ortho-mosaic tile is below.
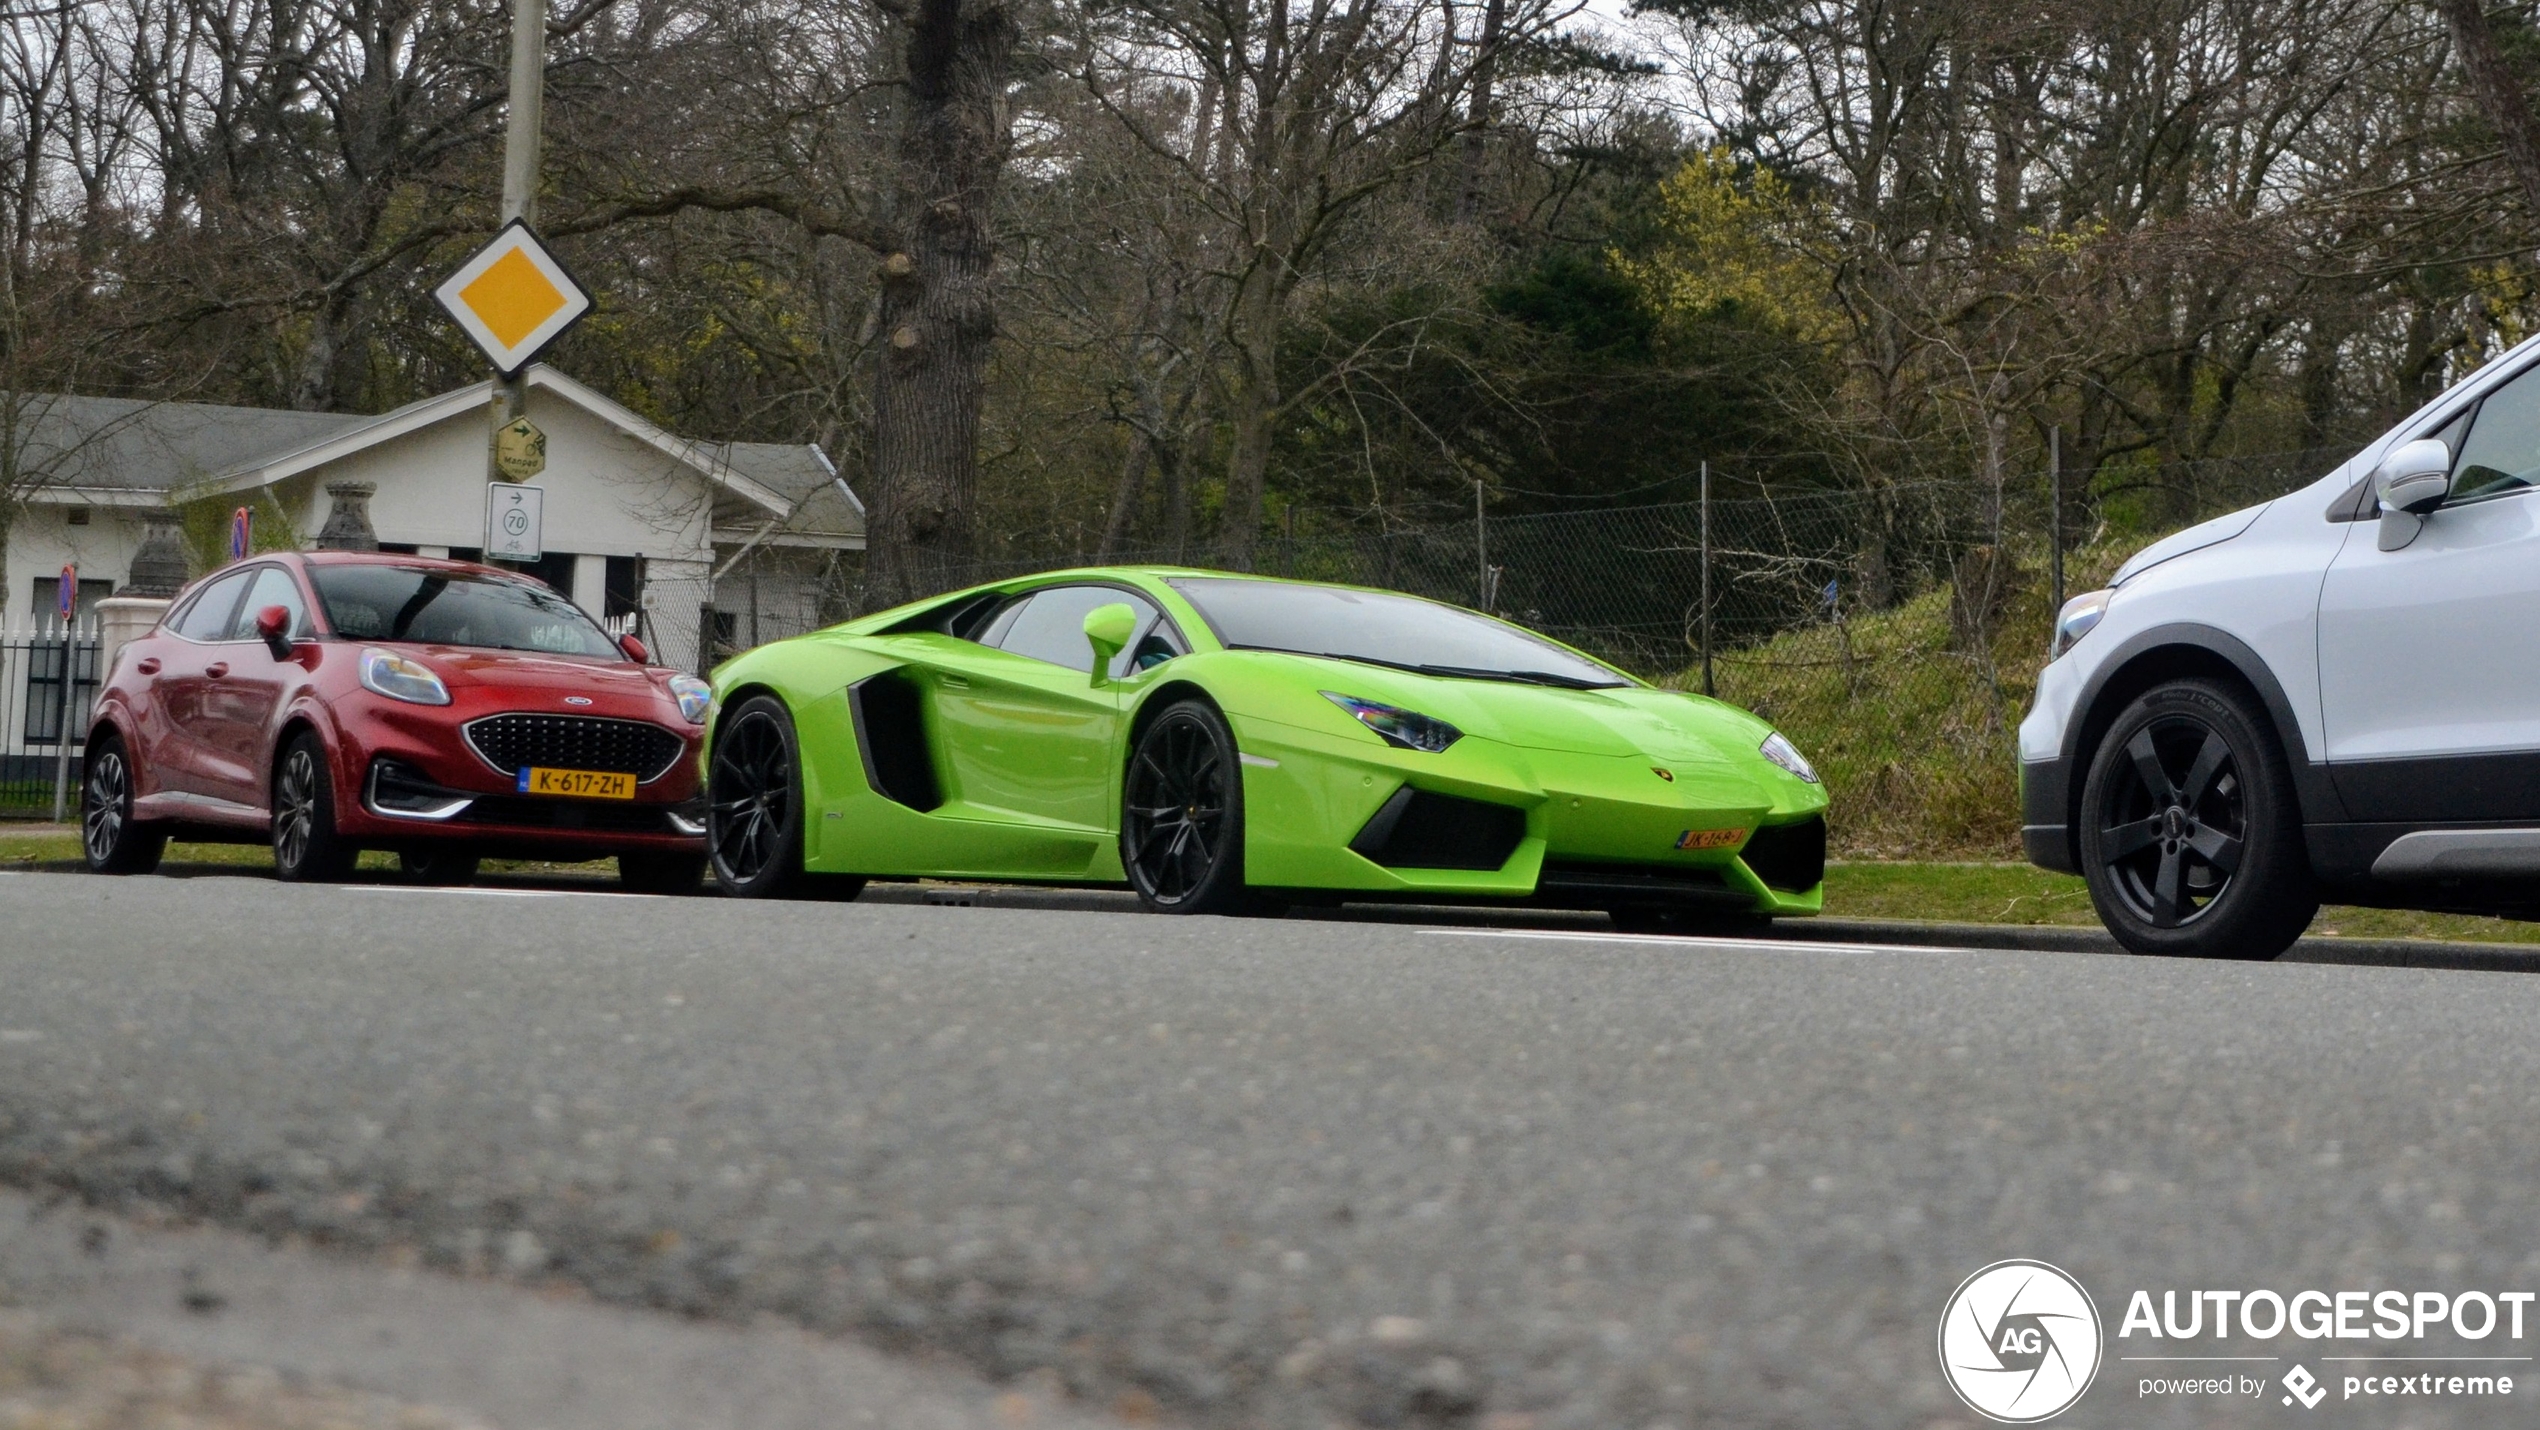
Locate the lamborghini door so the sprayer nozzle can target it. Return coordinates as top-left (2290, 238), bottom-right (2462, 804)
top-left (924, 584), bottom-right (1158, 833)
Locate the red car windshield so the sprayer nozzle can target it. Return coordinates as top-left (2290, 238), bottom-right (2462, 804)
top-left (311, 564), bottom-right (619, 659)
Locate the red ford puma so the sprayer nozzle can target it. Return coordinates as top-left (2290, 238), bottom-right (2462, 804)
top-left (80, 551), bottom-right (711, 890)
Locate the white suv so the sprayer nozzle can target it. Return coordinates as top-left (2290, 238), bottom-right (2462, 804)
top-left (2024, 337), bottom-right (2540, 958)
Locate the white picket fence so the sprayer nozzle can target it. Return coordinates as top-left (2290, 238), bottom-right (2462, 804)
top-left (2, 619), bottom-right (102, 818)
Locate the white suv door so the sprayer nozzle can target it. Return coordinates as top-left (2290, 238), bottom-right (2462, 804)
top-left (2316, 360), bottom-right (2540, 821)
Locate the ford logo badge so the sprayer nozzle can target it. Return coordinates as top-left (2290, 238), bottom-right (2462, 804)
top-left (563, 696), bottom-right (593, 706)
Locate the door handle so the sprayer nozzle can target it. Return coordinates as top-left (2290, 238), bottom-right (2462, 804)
top-left (939, 674), bottom-right (971, 689)
top-left (135, 657), bottom-right (160, 675)
top-left (204, 662), bottom-right (229, 678)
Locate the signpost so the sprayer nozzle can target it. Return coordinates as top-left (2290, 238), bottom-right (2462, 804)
top-left (485, 483), bottom-right (545, 561)
top-left (50, 564), bottom-right (75, 822)
top-left (433, 0), bottom-right (585, 564)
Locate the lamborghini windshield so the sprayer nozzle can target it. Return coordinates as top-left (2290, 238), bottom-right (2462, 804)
top-left (312, 564), bottom-right (620, 658)
top-left (1168, 578), bottom-right (1628, 688)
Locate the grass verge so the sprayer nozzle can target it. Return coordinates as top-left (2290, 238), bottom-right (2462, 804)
top-left (1826, 861), bottom-right (2540, 945)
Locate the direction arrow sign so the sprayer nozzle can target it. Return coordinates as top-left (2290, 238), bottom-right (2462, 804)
top-left (494, 416), bottom-right (548, 481)
top-left (435, 221), bottom-right (591, 377)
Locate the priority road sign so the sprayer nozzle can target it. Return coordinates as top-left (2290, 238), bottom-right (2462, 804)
top-left (435, 221), bottom-right (591, 377)
top-left (485, 482), bottom-right (545, 561)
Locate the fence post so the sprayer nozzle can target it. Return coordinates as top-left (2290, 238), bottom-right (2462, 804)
top-left (2049, 425), bottom-right (2064, 615)
top-left (50, 621), bottom-right (75, 824)
top-left (1473, 479), bottom-right (1487, 610)
top-left (1699, 460), bottom-right (1714, 698)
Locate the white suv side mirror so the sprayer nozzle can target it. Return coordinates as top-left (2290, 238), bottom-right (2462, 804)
top-left (2373, 438), bottom-right (2453, 550)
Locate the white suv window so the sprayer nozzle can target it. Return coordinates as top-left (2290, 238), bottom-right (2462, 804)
top-left (2451, 365), bottom-right (2540, 502)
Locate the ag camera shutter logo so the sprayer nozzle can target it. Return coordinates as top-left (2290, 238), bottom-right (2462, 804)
top-left (1938, 1260), bottom-right (2104, 1422)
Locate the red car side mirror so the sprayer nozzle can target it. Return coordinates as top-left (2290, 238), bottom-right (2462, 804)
top-left (618, 633), bottom-right (649, 664)
top-left (254, 604), bottom-right (294, 660)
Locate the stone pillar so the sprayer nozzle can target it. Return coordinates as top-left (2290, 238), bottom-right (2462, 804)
top-left (124, 507), bottom-right (190, 598)
top-left (94, 596), bottom-right (168, 676)
top-left (316, 480), bottom-right (379, 551)
top-left (99, 507), bottom-right (189, 675)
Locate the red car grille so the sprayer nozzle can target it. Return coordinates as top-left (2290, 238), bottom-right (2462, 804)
top-left (464, 714), bottom-right (685, 782)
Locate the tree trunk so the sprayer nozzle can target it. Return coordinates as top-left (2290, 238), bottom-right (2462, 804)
top-left (864, 0), bottom-right (1016, 608)
top-left (2440, 0), bottom-right (2540, 217)
top-left (1216, 278), bottom-right (1281, 569)
top-left (1096, 431), bottom-right (1153, 559)
top-left (1454, 0), bottom-right (1506, 223)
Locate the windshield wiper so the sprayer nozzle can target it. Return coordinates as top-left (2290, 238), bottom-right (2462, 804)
top-left (1228, 645), bottom-right (1623, 688)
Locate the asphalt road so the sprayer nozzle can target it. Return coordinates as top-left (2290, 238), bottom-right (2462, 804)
top-left (6, 871), bottom-right (2540, 1428)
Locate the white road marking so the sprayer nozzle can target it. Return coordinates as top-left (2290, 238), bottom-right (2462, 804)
top-left (1420, 927), bottom-right (1962, 955)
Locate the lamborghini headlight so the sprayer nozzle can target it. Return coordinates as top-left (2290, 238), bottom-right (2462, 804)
top-left (359, 648), bottom-right (450, 706)
top-left (1760, 731), bottom-right (1818, 783)
top-left (668, 674), bottom-right (712, 723)
top-left (1323, 692), bottom-right (1461, 753)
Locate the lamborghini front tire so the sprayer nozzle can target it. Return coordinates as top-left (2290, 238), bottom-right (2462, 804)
top-left (1122, 699), bottom-right (1255, 915)
top-left (708, 694), bottom-right (865, 901)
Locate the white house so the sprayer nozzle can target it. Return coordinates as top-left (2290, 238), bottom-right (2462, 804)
top-left (4, 366), bottom-right (863, 673)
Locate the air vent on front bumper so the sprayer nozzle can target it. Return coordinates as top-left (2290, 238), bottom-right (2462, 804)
top-left (464, 714), bottom-right (684, 782)
top-left (1349, 788), bottom-right (1528, 871)
top-left (1534, 862), bottom-right (1746, 908)
top-left (1739, 815), bottom-right (1826, 892)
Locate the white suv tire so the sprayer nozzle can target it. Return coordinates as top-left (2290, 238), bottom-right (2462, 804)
top-left (2077, 679), bottom-right (2317, 959)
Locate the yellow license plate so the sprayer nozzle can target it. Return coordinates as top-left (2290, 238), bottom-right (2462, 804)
top-left (517, 767), bottom-right (637, 800)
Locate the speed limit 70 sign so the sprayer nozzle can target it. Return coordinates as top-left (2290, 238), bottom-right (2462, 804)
top-left (486, 482), bottom-right (544, 560)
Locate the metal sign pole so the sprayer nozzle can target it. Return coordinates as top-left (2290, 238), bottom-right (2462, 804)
top-left (49, 566), bottom-right (75, 824)
top-left (1699, 461), bottom-right (1714, 698)
top-left (1473, 478), bottom-right (1487, 610)
top-left (491, 0), bottom-right (547, 489)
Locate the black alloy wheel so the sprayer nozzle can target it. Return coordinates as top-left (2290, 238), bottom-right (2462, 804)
top-left (271, 732), bottom-right (356, 882)
top-left (82, 733), bottom-right (166, 875)
top-left (2079, 679), bottom-right (2315, 959)
top-left (1121, 700), bottom-right (1255, 914)
top-left (707, 694), bottom-right (862, 900)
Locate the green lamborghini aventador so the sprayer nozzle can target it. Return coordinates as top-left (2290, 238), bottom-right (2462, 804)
top-left (701, 568), bottom-right (1828, 926)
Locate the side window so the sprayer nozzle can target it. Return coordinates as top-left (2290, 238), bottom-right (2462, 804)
top-left (2450, 367), bottom-right (2540, 502)
top-left (1124, 613), bottom-right (1186, 675)
top-left (228, 566), bottom-right (310, 640)
top-left (993, 586), bottom-right (1159, 673)
top-left (168, 571), bottom-right (252, 642)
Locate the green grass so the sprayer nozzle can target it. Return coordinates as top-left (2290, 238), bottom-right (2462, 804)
top-left (1825, 861), bottom-right (2540, 945)
top-left (1661, 540), bottom-right (2137, 860)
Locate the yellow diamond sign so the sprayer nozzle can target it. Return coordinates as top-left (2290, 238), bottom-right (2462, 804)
top-left (434, 221), bottom-right (591, 376)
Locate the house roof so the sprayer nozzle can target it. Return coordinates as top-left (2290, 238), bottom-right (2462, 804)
top-left (10, 394), bottom-right (371, 499)
top-left (17, 369), bottom-right (863, 542)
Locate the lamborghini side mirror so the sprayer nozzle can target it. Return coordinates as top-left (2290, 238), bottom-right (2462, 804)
top-left (1083, 603), bottom-right (1139, 685)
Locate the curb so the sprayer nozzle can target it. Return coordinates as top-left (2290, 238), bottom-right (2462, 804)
top-left (858, 886), bottom-right (2540, 971)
